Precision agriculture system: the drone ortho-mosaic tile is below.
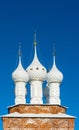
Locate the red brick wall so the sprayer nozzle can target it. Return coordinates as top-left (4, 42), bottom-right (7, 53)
top-left (9, 105), bottom-right (66, 114)
top-left (3, 117), bottom-right (74, 130)
top-left (2, 105), bottom-right (75, 130)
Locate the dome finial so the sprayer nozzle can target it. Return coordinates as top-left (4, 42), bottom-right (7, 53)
top-left (12, 42), bottom-right (29, 83)
top-left (53, 43), bottom-right (56, 65)
top-left (33, 30), bottom-right (37, 58)
top-left (18, 42), bottom-right (22, 56)
top-left (34, 30), bottom-right (37, 46)
top-left (18, 42), bottom-right (22, 63)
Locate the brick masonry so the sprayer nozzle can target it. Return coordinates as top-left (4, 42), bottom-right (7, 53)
top-left (8, 104), bottom-right (66, 114)
top-left (2, 105), bottom-right (75, 130)
top-left (3, 117), bottom-right (74, 129)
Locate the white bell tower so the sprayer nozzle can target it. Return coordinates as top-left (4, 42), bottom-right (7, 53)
top-left (12, 44), bottom-right (29, 105)
top-left (26, 32), bottom-right (47, 104)
top-left (46, 49), bottom-right (63, 105)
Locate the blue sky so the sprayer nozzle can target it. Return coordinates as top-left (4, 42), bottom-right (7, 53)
top-left (0, 0), bottom-right (79, 129)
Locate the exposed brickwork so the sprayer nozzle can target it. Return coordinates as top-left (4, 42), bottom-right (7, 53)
top-left (2, 117), bottom-right (74, 130)
top-left (2, 105), bottom-right (75, 130)
top-left (9, 105), bottom-right (66, 114)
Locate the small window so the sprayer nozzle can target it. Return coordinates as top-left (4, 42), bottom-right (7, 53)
top-left (42, 68), bottom-right (44, 70)
top-left (30, 68), bottom-right (33, 70)
top-left (36, 67), bottom-right (39, 70)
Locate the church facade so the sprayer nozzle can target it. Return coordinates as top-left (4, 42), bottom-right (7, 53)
top-left (1, 34), bottom-right (75, 129)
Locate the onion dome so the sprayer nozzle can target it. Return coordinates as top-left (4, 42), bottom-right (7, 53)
top-left (47, 54), bottom-right (63, 83)
top-left (12, 44), bottom-right (29, 83)
top-left (26, 33), bottom-right (47, 81)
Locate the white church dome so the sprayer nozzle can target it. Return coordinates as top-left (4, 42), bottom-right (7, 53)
top-left (47, 55), bottom-right (63, 83)
top-left (12, 49), bottom-right (29, 83)
top-left (26, 42), bottom-right (47, 82)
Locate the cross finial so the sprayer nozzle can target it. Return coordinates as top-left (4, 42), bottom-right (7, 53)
top-left (53, 42), bottom-right (56, 65)
top-left (53, 42), bottom-right (56, 56)
top-left (34, 30), bottom-right (37, 46)
top-left (18, 42), bottom-right (22, 56)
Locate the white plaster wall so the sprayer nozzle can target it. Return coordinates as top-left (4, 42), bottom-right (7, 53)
top-left (30, 81), bottom-right (43, 104)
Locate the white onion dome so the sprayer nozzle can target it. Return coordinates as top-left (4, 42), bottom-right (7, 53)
top-left (26, 44), bottom-right (47, 82)
top-left (47, 55), bottom-right (63, 83)
top-left (12, 53), bottom-right (29, 83)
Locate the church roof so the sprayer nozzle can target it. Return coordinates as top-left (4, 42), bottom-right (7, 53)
top-left (26, 33), bottom-right (47, 82)
top-left (47, 55), bottom-right (63, 83)
top-left (12, 44), bottom-right (29, 83)
top-left (1, 112), bottom-right (75, 118)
